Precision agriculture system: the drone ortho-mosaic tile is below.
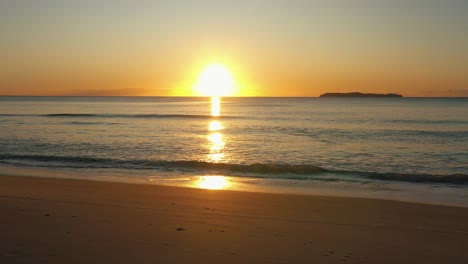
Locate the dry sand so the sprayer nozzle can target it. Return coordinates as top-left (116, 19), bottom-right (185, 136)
top-left (1, 175), bottom-right (467, 264)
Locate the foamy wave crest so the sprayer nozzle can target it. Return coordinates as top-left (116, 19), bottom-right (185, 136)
top-left (172, 161), bottom-right (328, 174)
top-left (1, 154), bottom-right (467, 185)
top-left (0, 154), bottom-right (326, 174)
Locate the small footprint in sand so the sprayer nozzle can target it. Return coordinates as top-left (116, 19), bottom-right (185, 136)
top-left (339, 252), bottom-right (353, 261)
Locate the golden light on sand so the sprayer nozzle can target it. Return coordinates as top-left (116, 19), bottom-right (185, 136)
top-left (195, 64), bottom-right (235, 97)
top-left (197, 176), bottom-right (229, 190)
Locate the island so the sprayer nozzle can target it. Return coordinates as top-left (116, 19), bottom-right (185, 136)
top-left (320, 92), bottom-right (403, 98)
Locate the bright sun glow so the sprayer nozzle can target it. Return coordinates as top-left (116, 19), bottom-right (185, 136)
top-left (195, 64), bottom-right (235, 96)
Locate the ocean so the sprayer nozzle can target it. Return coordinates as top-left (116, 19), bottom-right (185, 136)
top-left (0, 96), bottom-right (467, 206)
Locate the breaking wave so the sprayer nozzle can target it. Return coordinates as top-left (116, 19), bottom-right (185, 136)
top-left (1, 154), bottom-right (467, 185)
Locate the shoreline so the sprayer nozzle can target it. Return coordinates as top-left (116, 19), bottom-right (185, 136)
top-left (1, 175), bottom-right (468, 263)
top-left (2, 173), bottom-right (468, 209)
top-left (1, 165), bottom-right (467, 208)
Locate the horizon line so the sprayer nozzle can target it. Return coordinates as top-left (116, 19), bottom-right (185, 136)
top-left (1, 95), bottom-right (467, 98)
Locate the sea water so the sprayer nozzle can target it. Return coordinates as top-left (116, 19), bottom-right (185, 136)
top-left (0, 96), bottom-right (467, 206)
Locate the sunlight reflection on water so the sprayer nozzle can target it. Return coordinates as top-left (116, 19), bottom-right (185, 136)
top-left (211, 96), bottom-right (220, 117)
top-left (196, 175), bottom-right (230, 190)
top-left (207, 97), bottom-right (225, 162)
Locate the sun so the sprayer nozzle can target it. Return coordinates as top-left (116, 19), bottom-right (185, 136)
top-left (195, 64), bottom-right (235, 97)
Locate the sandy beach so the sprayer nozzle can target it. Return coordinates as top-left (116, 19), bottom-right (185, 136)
top-left (1, 175), bottom-right (467, 264)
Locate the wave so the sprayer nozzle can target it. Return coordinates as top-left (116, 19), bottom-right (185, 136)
top-left (333, 170), bottom-right (468, 184)
top-left (45, 114), bottom-right (98, 117)
top-left (1, 154), bottom-right (467, 185)
top-left (366, 172), bottom-right (468, 184)
top-left (385, 119), bottom-right (468, 125)
top-left (43, 113), bottom-right (226, 119)
top-left (0, 154), bottom-right (326, 174)
top-left (171, 161), bottom-right (327, 174)
top-left (0, 113), bottom-right (237, 119)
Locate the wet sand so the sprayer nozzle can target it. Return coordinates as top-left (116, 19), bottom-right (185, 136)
top-left (1, 175), bottom-right (467, 263)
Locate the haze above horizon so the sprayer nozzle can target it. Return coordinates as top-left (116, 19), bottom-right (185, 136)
top-left (1, 1), bottom-right (467, 97)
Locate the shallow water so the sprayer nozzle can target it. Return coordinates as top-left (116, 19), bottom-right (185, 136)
top-left (0, 96), bottom-right (467, 206)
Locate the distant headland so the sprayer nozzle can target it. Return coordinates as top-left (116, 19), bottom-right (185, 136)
top-left (320, 92), bottom-right (403, 98)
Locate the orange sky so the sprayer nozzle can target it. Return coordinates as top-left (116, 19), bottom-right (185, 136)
top-left (1, 1), bottom-right (467, 97)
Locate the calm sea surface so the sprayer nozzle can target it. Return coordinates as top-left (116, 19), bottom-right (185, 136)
top-left (1, 96), bottom-right (467, 206)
